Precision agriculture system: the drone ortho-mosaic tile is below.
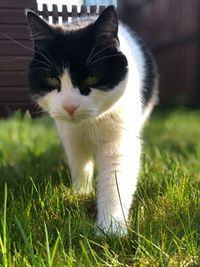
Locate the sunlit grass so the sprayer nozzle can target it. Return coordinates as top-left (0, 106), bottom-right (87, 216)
top-left (0, 109), bottom-right (199, 266)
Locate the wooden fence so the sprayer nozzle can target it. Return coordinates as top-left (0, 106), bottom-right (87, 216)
top-left (0, 0), bottom-right (200, 116)
top-left (37, 4), bottom-right (106, 23)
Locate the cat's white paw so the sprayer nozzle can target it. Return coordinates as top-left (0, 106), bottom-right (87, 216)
top-left (96, 219), bottom-right (128, 237)
top-left (74, 185), bottom-right (93, 195)
top-left (73, 179), bottom-right (93, 195)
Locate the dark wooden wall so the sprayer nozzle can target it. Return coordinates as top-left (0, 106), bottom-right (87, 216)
top-left (0, 0), bottom-right (37, 116)
top-left (118, 0), bottom-right (200, 107)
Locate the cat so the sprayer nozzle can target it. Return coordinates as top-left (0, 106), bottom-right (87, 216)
top-left (26, 6), bottom-right (158, 236)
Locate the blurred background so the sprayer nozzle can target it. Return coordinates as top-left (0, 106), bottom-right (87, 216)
top-left (0, 0), bottom-right (199, 116)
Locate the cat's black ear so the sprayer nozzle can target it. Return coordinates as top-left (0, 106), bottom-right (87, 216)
top-left (94, 6), bottom-right (118, 40)
top-left (26, 10), bottom-right (54, 41)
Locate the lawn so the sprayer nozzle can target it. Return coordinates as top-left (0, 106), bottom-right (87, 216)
top-left (0, 109), bottom-right (199, 266)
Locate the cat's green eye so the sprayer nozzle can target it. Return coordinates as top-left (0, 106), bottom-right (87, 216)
top-left (46, 77), bottom-right (60, 88)
top-left (84, 76), bottom-right (99, 87)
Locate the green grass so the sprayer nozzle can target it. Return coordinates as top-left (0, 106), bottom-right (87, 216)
top-left (0, 109), bottom-right (199, 266)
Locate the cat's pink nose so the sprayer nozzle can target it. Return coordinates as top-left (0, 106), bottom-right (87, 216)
top-left (62, 103), bottom-right (79, 115)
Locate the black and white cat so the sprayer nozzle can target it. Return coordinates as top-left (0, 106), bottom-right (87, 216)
top-left (26, 6), bottom-right (158, 236)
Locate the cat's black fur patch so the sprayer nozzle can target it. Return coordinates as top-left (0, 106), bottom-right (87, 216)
top-left (28, 7), bottom-right (128, 96)
top-left (134, 35), bottom-right (158, 106)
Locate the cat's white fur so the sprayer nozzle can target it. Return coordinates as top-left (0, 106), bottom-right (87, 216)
top-left (37, 23), bottom-right (157, 236)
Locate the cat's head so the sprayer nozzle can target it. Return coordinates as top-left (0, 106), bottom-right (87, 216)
top-left (26, 6), bottom-right (128, 122)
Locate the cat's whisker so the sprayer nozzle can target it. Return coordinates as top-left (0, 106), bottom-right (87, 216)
top-left (32, 93), bottom-right (42, 99)
top-left (31, 109), bottom-right (43, 115)
top-left (1, 33), bottom-right (57, 72)
top-left (33, 47), bottom-right (57, 72)
top-left (29, 101), bottom-right (43, 115)
top-left (86, 44), bottom-right (115, 65)
top-left (86, 40), bottom-right (100, 64)
top-left (5, 56), bottom-right (55, 72)
top-left (37, 45), bottom-right (59, 72)
top-left (89, 54), bottom-right (123, 66)
top-left (32, 91), bottom-right (51, 100)
top-left (5, 56), bottom-right (52, 66)
top-left (0, 56), bottom-right (31, 62)
top-left (30, 59), bottom-right (55, 71)
top-left (29, 67), bottom-right (52, 71)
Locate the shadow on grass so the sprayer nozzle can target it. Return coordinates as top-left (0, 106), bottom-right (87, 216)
top-left (0, 144), bottom-right (70, 198)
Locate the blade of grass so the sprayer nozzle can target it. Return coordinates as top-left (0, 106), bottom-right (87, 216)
top-left (1, 184), bottom-right (8, 267)
top-left (50, 234), bottom-right (60, 266)
top-left (14, 215), bottom-right (38, 267)
top-left (44, 222), bottom-right (51, 267)
top-left (80, 239), bottom-right (93, 267)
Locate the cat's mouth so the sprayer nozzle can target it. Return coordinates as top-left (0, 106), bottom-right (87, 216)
top-left (50, 112), bottom-right (75, 122)
top-left (50, 112), bottom-right (89, 123)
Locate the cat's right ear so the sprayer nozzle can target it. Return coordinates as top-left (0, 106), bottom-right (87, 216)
top-left (94, 6), bottom-right (118, 40)
top-left (25, 10), bottom-right (53, 41)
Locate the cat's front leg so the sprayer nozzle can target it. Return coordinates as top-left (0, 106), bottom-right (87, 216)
top-left (55, 120), bottom-right (94, 194)
top-left (67, 152), bottom-right (94, 194)
top-left (96, 136), bottom-right (141, 236)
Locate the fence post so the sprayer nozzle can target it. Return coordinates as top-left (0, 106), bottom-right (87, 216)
top-left (71, 5), bottom-right (78, 21)
top-left (80, 5), bottom-right (88, 17)
top-left (42, 4), bottom-right (49, 21)
top-left (62, 5), bottom-right (69, 22)
top-left (90, 6), bottom-right (97, 16)
top-left (52, 4), bottom-right (59, 24)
